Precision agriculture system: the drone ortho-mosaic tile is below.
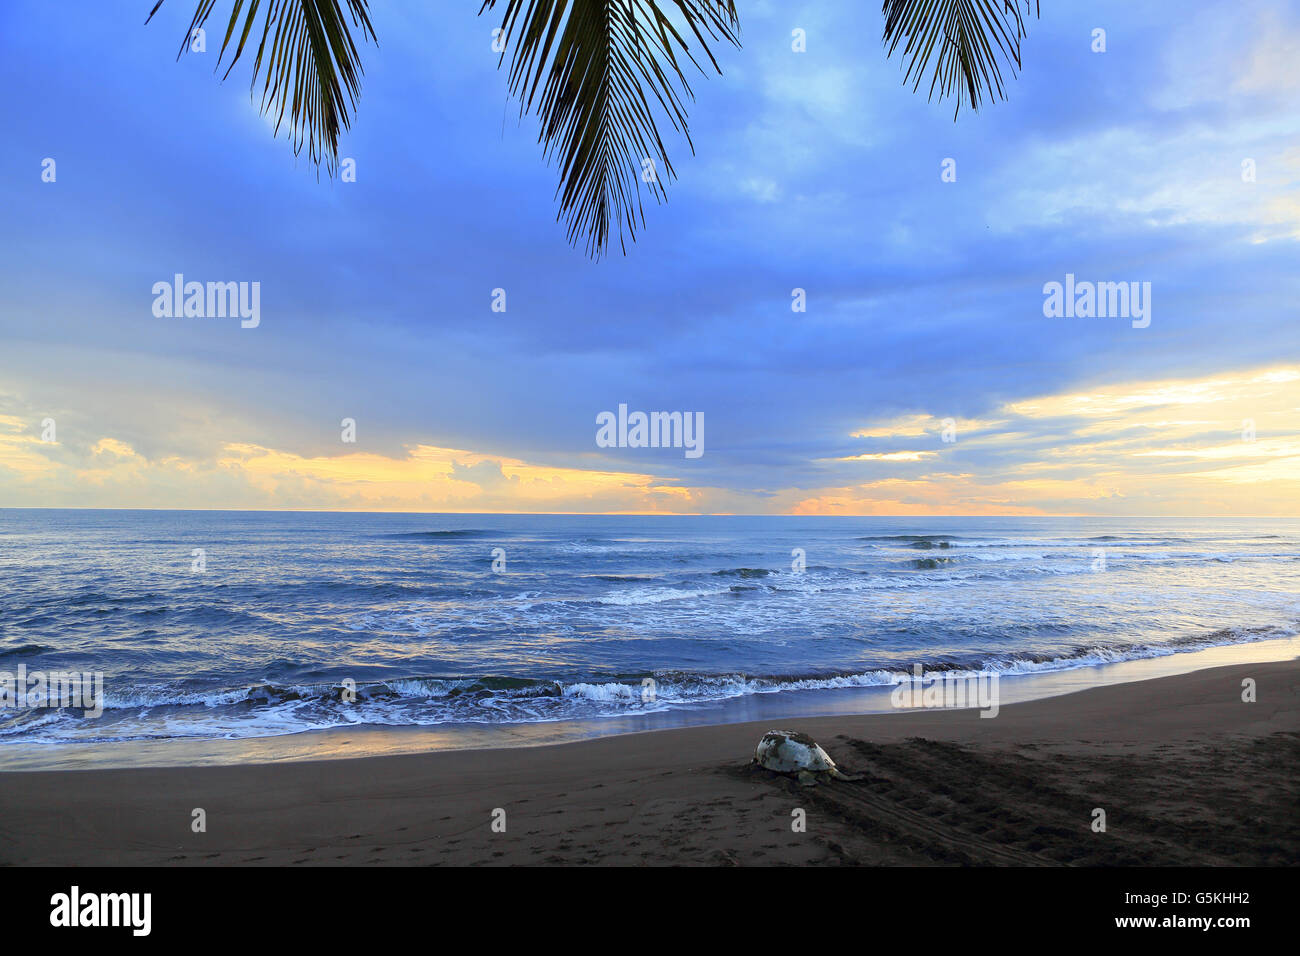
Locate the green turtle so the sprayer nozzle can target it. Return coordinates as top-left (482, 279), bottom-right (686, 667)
top-left (753, 730), bottom-right (862, 786)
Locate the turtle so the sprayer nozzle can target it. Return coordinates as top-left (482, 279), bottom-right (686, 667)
top-left (753, 730), bottom-right (862, 786)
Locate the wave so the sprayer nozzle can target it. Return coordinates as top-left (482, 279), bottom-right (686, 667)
top-left (594, 585), bottom-right (733, 606)
top-left (378, 529), bottom-right (495, 540)
top-left (908, 557), bottom-right (959, 570)
top-left (857, 533), bottom-right (1261, 550)
top-left (7, 621), bottom-right (1293, 746)
top-left (0, 643), bottom-right (53, 659)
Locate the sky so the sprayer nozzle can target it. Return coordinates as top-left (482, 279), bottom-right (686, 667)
top-left (0, 0), bottom-right (1297, 515)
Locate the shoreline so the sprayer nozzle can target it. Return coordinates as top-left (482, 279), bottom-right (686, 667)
top-left (2, 634), bottom-right (1295, 772)
top-left (1, 657), bottom-right (1296, 865)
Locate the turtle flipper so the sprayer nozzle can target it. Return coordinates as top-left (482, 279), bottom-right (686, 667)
top-left (796, 770), bottom-right (819, 787)
top-left (829, 769), bottom-right (862, 782)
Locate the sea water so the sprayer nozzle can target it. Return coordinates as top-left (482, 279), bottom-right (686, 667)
top-left (1, 511), bottom-right (1296, 751)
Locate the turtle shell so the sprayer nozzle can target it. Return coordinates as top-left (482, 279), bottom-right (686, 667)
top-left (754, 730), bottom-right (838, 774)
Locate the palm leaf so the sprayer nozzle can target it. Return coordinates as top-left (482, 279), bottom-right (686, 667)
top-left (480, 1), bottom-right (740, 258)
top-left (881, 0), bottom-right (1038, 119)
top-left (143, 2), bottom-right (1038, 255)
top-left (146, 0), bottom-right (376, 172)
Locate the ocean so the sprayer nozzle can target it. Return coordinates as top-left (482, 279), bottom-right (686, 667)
top-left (1, 511), bottom-right (1298, 752)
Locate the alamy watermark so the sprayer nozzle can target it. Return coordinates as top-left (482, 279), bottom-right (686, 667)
top-left (0, 665), bottom-right (103, 718)
top-left (596, 403), bottom-right (704, 458)
top-left (152, 273), bottom-right (260, 328)
top-left (890, 664), bottom-right (999, 718)
top-left (1042, 273), bottom-right (1150, 328)
top-left (50, 886), bottom-right (150, 936)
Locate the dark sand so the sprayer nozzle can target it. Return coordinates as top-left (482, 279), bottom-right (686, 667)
top-left (1, 660), bottom-right (1296, 866)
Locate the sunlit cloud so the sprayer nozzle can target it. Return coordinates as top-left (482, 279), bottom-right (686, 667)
top-left (836, 451), bottom-right (936, 462)
top-left (849, 415), bottom-right (1008, 443)
top-left (0, 414), bottom-right (57, 478)
top-left (1005, 367), bottom-right (1300, 420)
top-left (3, 360), bottom-right (1297, 514)
top-left (815, 362), bottom-right (1300, 515)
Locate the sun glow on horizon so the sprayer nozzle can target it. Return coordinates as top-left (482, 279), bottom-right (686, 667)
top-left (2, 362), bottom-right (1298, 516)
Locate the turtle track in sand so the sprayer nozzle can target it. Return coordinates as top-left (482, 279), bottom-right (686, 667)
top-left (739, 733), bottom-right (1300, 865)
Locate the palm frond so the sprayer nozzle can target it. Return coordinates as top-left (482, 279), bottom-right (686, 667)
top-left (147, 0), bottom-right (376, 172)
top-left (881, 0), bottom-right (1038, 119)
top-left (480, 1), bottom-right (740, 259)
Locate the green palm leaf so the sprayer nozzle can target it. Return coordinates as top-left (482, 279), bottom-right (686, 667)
top-left (882, 0), bottom-right (1038, 118)
top-left (480, 1), bottom-right (740, 258)
top-left (146, 2), bottom-right (1039, 255)
top-left (147, 0), bottom-right (376, 172)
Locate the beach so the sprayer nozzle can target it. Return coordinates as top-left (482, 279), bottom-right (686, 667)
top-left (2, 658), bottom-right (1295, 866)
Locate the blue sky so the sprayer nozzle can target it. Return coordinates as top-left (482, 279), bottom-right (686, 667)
top-left (1, 0), bottom-right (1298, 514)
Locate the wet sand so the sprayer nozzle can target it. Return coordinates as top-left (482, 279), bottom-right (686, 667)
top-left (1, 659), bottom-right (1296, 866)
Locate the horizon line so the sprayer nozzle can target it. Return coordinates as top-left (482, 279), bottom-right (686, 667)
top-left (1, 507), bottom-right (1294, 519)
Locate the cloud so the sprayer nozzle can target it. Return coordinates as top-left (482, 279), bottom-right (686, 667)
top-left (3, 362), bottom-right (1295, 514)
top-left (1, 1), bottom-right (1297, 517)
top-left (835, 451), bottom-right (936, 462)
